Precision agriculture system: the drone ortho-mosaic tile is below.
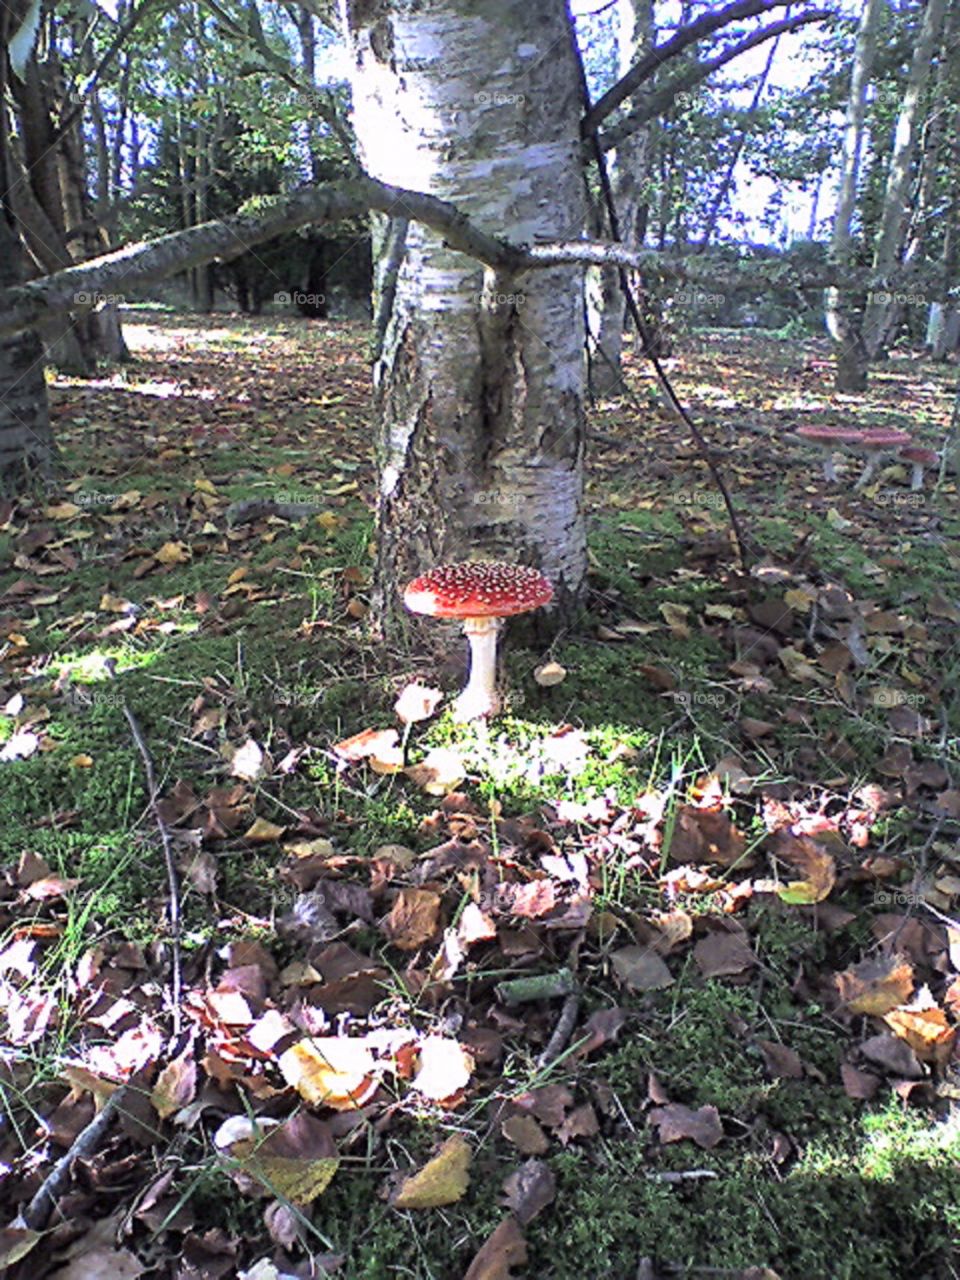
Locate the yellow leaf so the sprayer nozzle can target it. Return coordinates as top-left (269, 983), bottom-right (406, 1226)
top-left (315, 511), bottom-right (340, 531)
top-left (884, 988), bottom-right (956, 1064)
top-left (194, 477), bottom-right (218, 495)
top-left (69, 754), bottom-right (94, 769)
top-left (279, 1037), bottom-right (378, 1110)
top-left (44, 502), bottom-right (81, 519)
top-left (155, 541), bottom-right (191, 566)
top-left (836, 954), bottom-right (914, 1015)
top-left (391, 1134), bottom-right (472, 1209)
top-left (228, 567), bottom-right (249, 585)
top-left (244, 816), bottom-right (286, 843)
top-left (216, 1113), bottom-right (340, 1205)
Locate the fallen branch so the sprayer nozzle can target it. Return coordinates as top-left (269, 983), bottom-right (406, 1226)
top-left (20, 1084), bottom-right (130, 1229)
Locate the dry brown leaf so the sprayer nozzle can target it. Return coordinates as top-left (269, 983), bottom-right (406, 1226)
top-left (694, 930), bottom-right (756, 979)
top-left (151, 1051), bottom-right (198, 1119)
top-left (381, 887), bottom-right (442, 951)
top-left (649, 1103), bottom-right (723, 1149)
top-left (757, 1039), bottom-right (803, 1080)
top-left (611, 946), bottom-right (674, 992)
top-left (501, 1159), bottom-right (556, 1226)
top-left (883, 989), bottom-right (957, 1064)
top-left (390, 1133), bottom-right (471, 1209)
top-left (836, 954), bottom-right (914, 1015)
top-left (501, 1114), bottom-right (549, 1156)
top-left (463, 1214), bottom-right (527, 1280)
top-left (770, 832), bottom-right (837, 905)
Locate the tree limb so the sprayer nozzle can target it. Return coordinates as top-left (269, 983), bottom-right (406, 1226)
top-left (0, 177), bottom-right (661, 339)
top-left (599, 11), bottom-right (831, 153)
top-left (581, 0), bottom-right (799, 137)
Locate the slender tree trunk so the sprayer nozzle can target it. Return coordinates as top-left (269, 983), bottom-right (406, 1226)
top-left (824, 0), bottom-right (883, 392)
top-left (344, 0), bottom-right (587, 632)
top-left (0, 8), bottom-right (52, 492)
top-left (861, 0), bottom-right (947, 357)
top-left (587, 0), bottom-right (655, 397)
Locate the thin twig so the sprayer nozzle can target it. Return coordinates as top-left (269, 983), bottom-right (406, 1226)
top-left (105, 660), bottom-right (182, 1032)
top-left (537, 993), bottom-right (581, 1070)
top-left (21, 1085), bottom-right (130, 1229)
top-left (575, 51), bottom-right (755, 570)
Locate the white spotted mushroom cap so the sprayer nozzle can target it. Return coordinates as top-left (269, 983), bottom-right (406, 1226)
top-left (403, 561), bottom-right (554, 620)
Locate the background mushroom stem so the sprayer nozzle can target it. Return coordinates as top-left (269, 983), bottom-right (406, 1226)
top-left (455, 617), bottom-right (504, 721)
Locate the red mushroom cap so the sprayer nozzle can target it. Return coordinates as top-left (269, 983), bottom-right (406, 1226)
top-left (795, 426), bottom-right (866, 442)
top-left (403, 561), bottom-right (554, 619)
top-left (855, 428), bottom-right (913, 447)
top-left (900, 446), bottom-right (938, 464)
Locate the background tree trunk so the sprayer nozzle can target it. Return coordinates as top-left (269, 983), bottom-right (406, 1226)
top-left (861, 0), bottom-right (946, 357)
top-left (344, 0), bottom-right (588, 633)
top-left (587, 0), bottom-right (655, 398)
top-left (824, 0), bottom-right (883, 392)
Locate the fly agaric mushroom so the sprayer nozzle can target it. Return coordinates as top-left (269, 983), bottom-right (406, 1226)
top-left (403, 562), bottom-right (553, 722)
top-left (899, 445), bottom-right (938, 491)
top-left (850, 427), bottom-right (914, 489)
top-left (795, 425), bottom-right (868, 482)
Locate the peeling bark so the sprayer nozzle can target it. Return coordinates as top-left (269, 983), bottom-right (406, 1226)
top-left (344, 0), bottom-right (588, 633)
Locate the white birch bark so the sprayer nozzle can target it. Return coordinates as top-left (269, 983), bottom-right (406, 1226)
top-left (342, 0), bottom-right (588, 627)
top-left (861, 0), bottom-right (947, 357)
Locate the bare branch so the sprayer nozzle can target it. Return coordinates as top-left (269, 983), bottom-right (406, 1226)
top-left (598, 11), bottom-right (832, 153)
top-left (0, 177), bottom-right (657, 338)
top-left (581, 0), bottom-right (800, 137)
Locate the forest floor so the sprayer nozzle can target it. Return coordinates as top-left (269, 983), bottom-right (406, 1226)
top-left (0, 308), bottom-right (959, 1280)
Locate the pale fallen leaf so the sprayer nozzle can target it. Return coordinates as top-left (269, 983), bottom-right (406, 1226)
top-left (394, 682), bottom-right (444, 724)
top-left (279, 1037), bottom-right (378, 1110)
top-left (405, 747), bottom-right (465, 795)
top-left (412, 1036), bottom-right (474, 1103)
top-left (155, 540), bottom-right (191, 565)
top-left (228, 738), bottom-right (268, 781)
top-left (151, 1050), bottom-right (198, 1119)
top-left (244, 816), bottom-right (286, 843)
top-left (611, 946), bottom-right (674, 992)
top-left (533, 661), bottom-right (567, 687)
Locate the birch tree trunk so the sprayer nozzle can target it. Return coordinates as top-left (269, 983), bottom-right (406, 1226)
top-left (824, 0), bottom-right (882, 392)
top-left (343, 0), bottom-right (588, 631)
top-left (861, 0), bottom-right (947, 357)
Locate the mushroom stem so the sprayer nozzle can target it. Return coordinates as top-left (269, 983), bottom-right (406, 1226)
top-left (454, 616), bottom-right (504, 721)
top-left (854, 450), bottom-right (886, 490)
top-left (909, 462), bottom-right (924, 491)
top-left (820, 447), bottom-right (838, 483)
